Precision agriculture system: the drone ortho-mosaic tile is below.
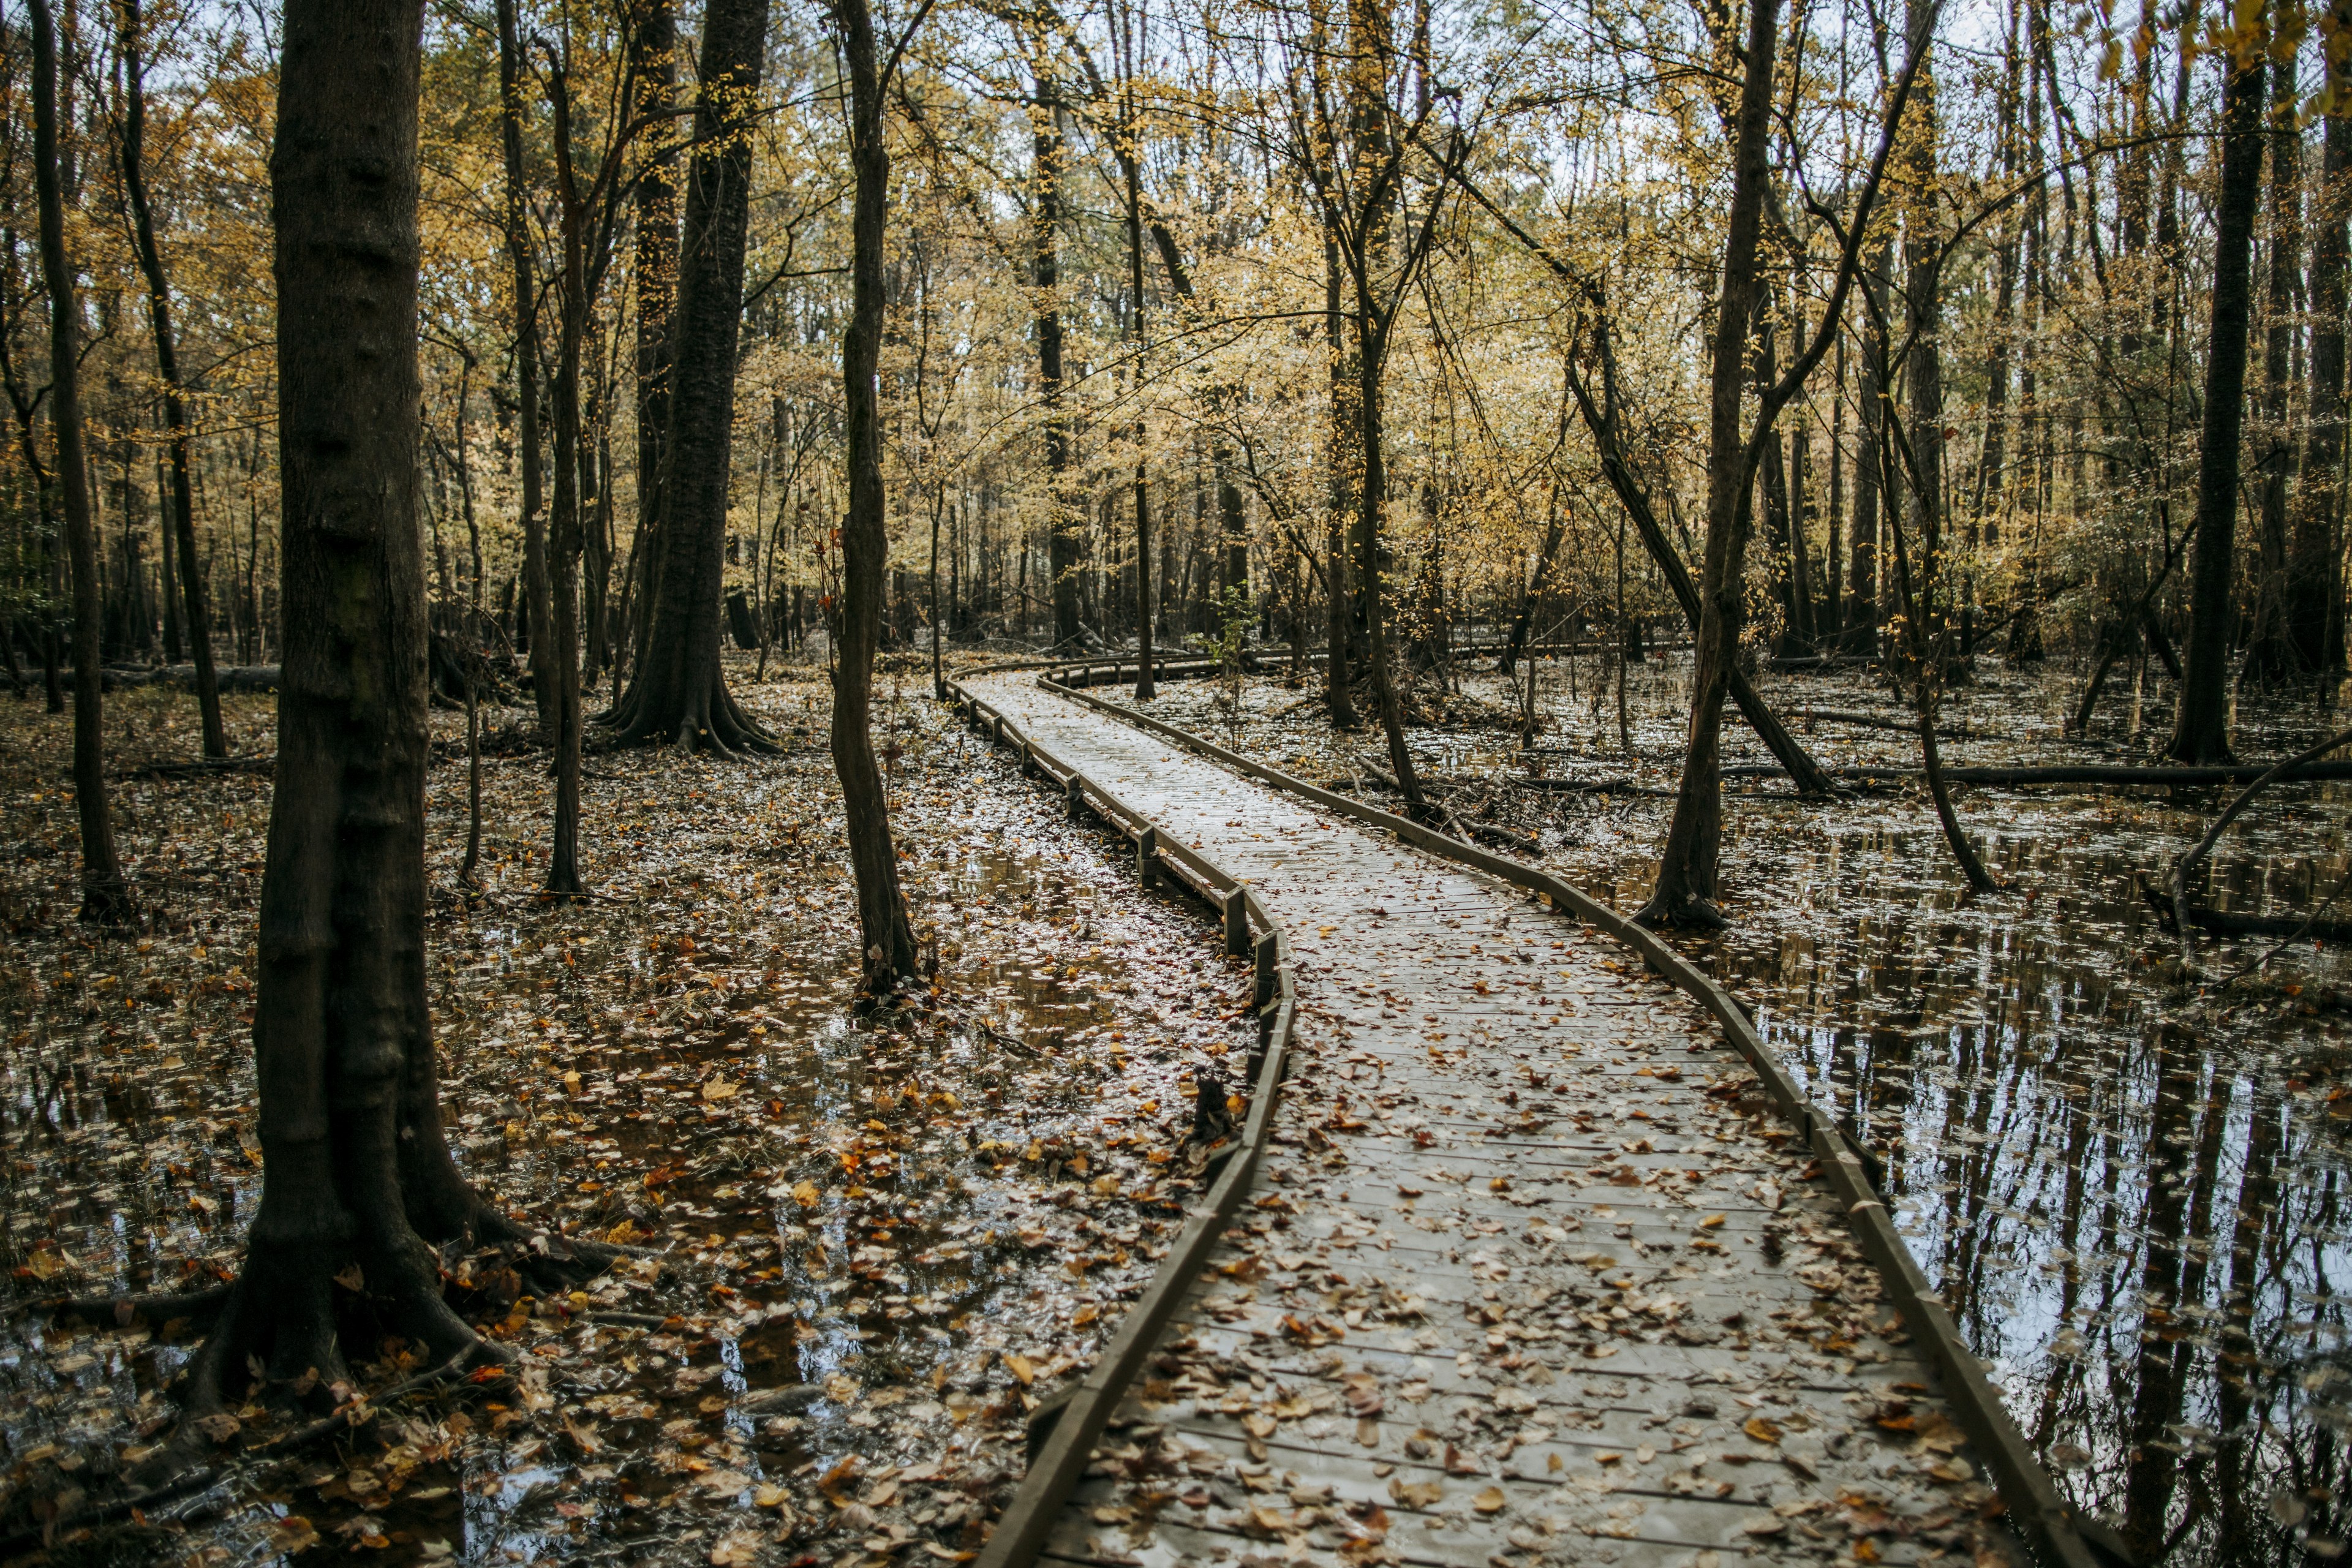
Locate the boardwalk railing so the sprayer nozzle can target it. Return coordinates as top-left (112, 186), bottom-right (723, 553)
top-left (1015, 657), bottom-right (2124, 1568)
top-left (943, 668), bottom-right (1300, 1568)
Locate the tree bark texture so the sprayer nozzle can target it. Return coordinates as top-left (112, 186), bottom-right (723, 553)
top-left (1637, 0), bottom-right (1781, 927)
top-left (622, 0), bottom-right (678, 692)
top-left (1033, 68), bottom-right (1079, 651)
top-left (121, 0), bottom-right (225, 760)
top-left (2169, 24), bottom-right (2267, 763)
top-left (831, 0), bottom-right (920, 990)
top-left (608, 0), bottom-right (772, 752)
top-left (170, 0), bottom-right (578, 1435)
top-left (2294, 74), bottom-right (2349, 673)
top-left (495, 0), bottom-right (556, 733)
top-left (31, 0), bottom-right (129, 924)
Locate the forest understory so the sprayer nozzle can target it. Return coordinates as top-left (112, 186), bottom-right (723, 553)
top-left (0, 655), bottom-right (1259, 1568)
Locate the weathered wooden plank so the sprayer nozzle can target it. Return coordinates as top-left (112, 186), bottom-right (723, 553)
top-left (963, 671), bottom-right (2038, 1568)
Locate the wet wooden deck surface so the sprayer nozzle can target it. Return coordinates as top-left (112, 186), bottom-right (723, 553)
top-left (971, 673), bottom-right (2008, 1568)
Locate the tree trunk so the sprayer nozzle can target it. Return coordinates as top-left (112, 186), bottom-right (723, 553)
top-left (544, 59), bottom-right (587, 895)
top-left (1033, 66), bottom-right (1079, 652)
top-left (1637, 0), bottom-right (1781, 927)
top-left (121, 4), bottom-right (225, 758)
top-left (619, 0), bottom-right (677, 698)
top-left (2291, 67), bottom-right (2346, 673)
top-left (607, 0), bottom-right (771, 752)
top-left (166, 0), bottom-right (585, 1444)
top-left (830, 0), bottom-right (919, 992)
top-left (1344, 0), bottom-right (1423, 814)
top-left (2244, 45), bottom-right (2304, 681)
top-left (495, 0), bottom-right (556, 734)
top-left (1124, 79), bottom-right (1155, 701)
top-left (31, 0), bottom-right (129, 924)
top-left (1322, 224), bottom-right (1357, 725)
top-left (1849, 258), bottom-right (1885, 654)
top-left (2169, 23), bottom-right (2267, 763)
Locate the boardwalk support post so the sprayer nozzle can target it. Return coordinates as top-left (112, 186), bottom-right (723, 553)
top-left (1136, 826), bottom-right (1158, 888)
top-left (1223, 889), bottom-right (1248, 957)
top-left (1253, 930), bottom-right (1276, 1007)
top-left (1065, 773), bottom-right (1085, 818)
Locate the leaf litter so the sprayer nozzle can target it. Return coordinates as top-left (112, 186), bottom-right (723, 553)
top-left (0, 658), bottom-right (1257, 1566)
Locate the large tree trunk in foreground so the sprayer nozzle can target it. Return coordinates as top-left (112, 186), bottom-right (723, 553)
top-left (831, 0), bottom-right (919, 992)
top-left (31, 0), bottom-right (129, 925)
top-left (2169, 24), bottom-right (2266, 762)
top-left (607, 0), bottom-right (772, 752)
top-left (121, 0), bottom-right (225, 761)
top-left (171, 0), bottom-right (532, 1436)
top-left (1637, 0), bottom-right (1779, 928)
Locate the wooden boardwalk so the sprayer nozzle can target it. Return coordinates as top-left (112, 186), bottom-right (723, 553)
top-left (968, 674), bottom-right (2016, 1568)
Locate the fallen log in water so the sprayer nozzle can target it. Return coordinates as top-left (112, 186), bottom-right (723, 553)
top-left (1719, 759), bottom-right (2352, 788)
top-left (2137, 876), bottom-right (2352, 943)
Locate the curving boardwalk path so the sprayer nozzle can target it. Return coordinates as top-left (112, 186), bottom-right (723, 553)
top-left (970, 673), bottom-right (2012, 1568)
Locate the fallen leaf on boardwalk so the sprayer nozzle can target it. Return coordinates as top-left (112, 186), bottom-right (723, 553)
top-left (1389, 1479), bottom-right (1443, 1508)
top-left (1927, 1457), bottom-right (1975, 1482)
top-left (1473, 1486), bottom-right (1507, 1514)
top-left (1243, 1412), bottom-right (1277, 1438)
top-left (1743, 1416), bottom-right (1782, 1444)
top-left (1343, 1373), bottom-right (1384, 1416)
top-left (1913, 1412), bottom-right (1968, 1453)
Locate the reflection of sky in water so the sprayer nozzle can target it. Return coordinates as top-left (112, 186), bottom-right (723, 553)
top-left (1588, 804), bottom-right (2352, 1565)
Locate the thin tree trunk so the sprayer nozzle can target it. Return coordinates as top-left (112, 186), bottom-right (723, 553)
top-left (31, 0), bottom-right (128, 924)
top-left (830, 0), bottom-right (919, 990)
top-left (2169, 21), bottom-right (2267, 762)
top-left (1638, 0), bottom-right (1781, 926)
top-left (2293, 47), bottom-right (2348, 673)
top-left (1123, 41), bottom-right (1155, 701)
top-left (2244, 42), bottom-right (2304, 680)
top-left (120, 4), bottom-right (224, 758)
top-left (496, 0), bottom-right (555, 733)
top-left (544, 55), bottom-right (587, 895)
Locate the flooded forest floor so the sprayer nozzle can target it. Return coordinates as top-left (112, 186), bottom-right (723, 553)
top-left (3, 645), bottom-right (2350, 1568)
top-left (0, 657), bottom-right (1250, 1567)
top-left (1111, 643), bottom-right (2352, 1567)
